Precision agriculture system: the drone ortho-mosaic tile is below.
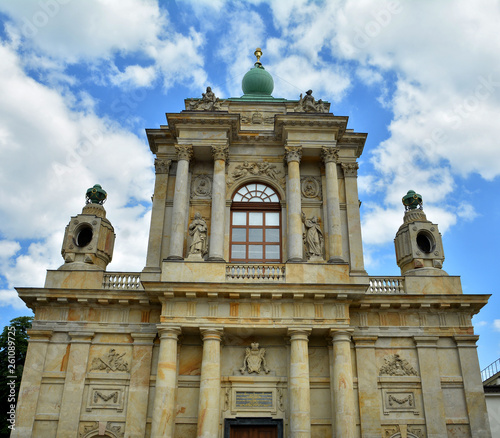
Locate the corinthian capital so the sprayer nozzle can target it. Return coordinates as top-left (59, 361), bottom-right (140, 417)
top-left (284, 146), bottom-right (302, 164)
top-left (175, 145), bottom-right (194, 161)
top-left (154, 158), bottom-right (171, 174)
top-left (341, 162), bottom-right (359, 177)
top-left (211, 145), bottom-right (229, 162)
top-left (321, 146), bottom-right (339, 164)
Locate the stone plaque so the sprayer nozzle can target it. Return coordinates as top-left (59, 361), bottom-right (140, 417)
top-left (382, 390), bottom-right (419, 415)
top-left (235, 391), bottom-right (273, 408)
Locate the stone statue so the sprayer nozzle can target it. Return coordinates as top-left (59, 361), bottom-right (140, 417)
top-left (187, 86), bottom-right (222, 111)
top-left (240, 342), bottom-right (270, 374)
top-left (294, 89), bottom-right (327, 113)
top-left (302, 212), bottom-right (324, 260)
top-left (188, 212), bottom-right (208, 258)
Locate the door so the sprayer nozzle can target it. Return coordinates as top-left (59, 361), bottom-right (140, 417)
top-left (230, 425), bottom-right (278, 438)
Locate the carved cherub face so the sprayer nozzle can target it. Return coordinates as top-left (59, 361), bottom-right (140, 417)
top-left (251, 342), bottom-right (259, 350)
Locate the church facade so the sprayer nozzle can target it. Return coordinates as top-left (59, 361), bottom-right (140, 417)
top-left (13, 50), bottom-right (491, 438)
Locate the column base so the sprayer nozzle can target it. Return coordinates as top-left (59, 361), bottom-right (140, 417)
top-left (328, 257), bottom-right (347, 264)
top-left (287, 257), bottom-right (304, 263)
top-left (207, 256), bottom-right (225, 262)
top-left (166, 255), bottom-right (184, 261)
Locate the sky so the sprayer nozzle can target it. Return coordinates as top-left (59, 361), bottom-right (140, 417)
top-left (0, 0), bottom-right (499, 371)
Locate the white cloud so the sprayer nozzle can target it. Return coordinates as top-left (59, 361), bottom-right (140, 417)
top-left (109, 65), bottom-right (157, 88)
top-left (494, 320), bottom-right (500, 332)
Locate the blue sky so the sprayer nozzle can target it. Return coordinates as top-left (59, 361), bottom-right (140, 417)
top-left (0, 0), bottom-right (499, 370)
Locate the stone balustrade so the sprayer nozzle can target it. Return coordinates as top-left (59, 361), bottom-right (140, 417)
top-left (102, 272), bottom-right (143, 290)
top-left (226, 264), bottom-right (286, 282)
top-left (368, 276), bottom-right (405, 294)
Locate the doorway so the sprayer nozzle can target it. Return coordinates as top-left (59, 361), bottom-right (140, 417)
top-left (225, 418), bottom-right (283, 438)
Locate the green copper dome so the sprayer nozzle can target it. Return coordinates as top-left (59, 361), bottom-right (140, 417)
top-left (242, 64), bottom-right (274, 96)
top-left (241, 47), bottom-right (274, 96)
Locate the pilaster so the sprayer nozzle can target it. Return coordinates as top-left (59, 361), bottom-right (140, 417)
top-left (56, 331), bottom-right (94, 438)
top-left (125, 333), bottom-right (156, 438)
top-left (12, 330), bottom-right (52, 438)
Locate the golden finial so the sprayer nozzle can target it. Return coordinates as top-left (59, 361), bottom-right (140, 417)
top-left (254, 47), bottom-right (263, 64)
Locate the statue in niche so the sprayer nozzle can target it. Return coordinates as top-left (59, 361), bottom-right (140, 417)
top-left (187, 86), bottom-right (221, 111)
top-left (294, 89), bottom-right (327, 113)
top-left (188, 212), bottom-right (208, 258)
top-left (302, 212), bottom-right (324, 260)
top-left (240, 342), bottom-right (270, 374)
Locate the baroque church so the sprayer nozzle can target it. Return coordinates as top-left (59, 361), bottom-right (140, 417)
top-left (13, 49), bottom-right (491, 438)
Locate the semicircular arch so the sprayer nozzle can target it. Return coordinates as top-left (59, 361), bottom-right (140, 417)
top-left (228, 176), bottom-right (285, 202)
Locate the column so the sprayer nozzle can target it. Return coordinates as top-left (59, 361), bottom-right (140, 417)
top-left (125, 333), bottom-right (156, 438)
top-left (197, 328), bottom-right (223, 438)
top-left (353, 336), bottom-right (381, 438)
top-left (288, 328), bottom-right (311, 438)
top-left (330, 329), bottom-right (356, 438)
top-left (321, 146), bottom-right (343, 263)
top-left (285, 146), bottom-right (303, 262)
top-left (56, 331), bottom-right (94, 438)
top-left (208, 145), bottom-right (228, 261)
top-left (150, 327), bottom-right (181, 438)
top-left (454, 335), bottom-right (492, 438)
top-left (342, 162), bottom-right (365, 273)
top-left (12, 330), bottom-right (52, 438)
top-left (145, 158), bottom-right (171, 270)
top-left (414, 337), bottom-right (447, 437)
top-left (168, 145), bottom-right (193, 260)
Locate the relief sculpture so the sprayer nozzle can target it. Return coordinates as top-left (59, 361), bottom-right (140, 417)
top-left (90, 349), bottom-right (129, 373)
top-left (240, 342), bottom-right (270, 374)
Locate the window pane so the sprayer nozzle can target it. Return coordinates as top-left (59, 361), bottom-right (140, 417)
top-left (265, 245), bottom-right (280, 260)
top-left (249, 228), bottom-right (263, 242)
top-left (265, 212), bottom-right (280, 226)
top-left (257, 184), bottom-right (267, 192)
top-left (249, 197), bottom-right (263, 202)
top-left (270, 194), bottom-right (279, 202)
top-left (231, 245), bottom-right (246, 259)
top-left (233, 194), bottom-right (243, 202)
top-left (249, 212), bottom-right (263, 225)
top-left (265, 228), bottom-right (280, 242)
top-left (232, 212), bottom-right (247, 225)
top-left (248, 245), bottom-right (263, 259)
top-left (232, 228), bottom-right (246, 242)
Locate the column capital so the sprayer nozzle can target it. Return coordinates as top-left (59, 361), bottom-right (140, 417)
top-left (330, 328), bottom-right (354, 343)
top-left (130, 332), bottom-right (157, 344)
top-left (413, 336), bottom-right (439, 347)
top-left (200, 327), bottom-right (223, 341)
top-left (284, 146), bottom-right (302, 163)
top-left (211, 144), bottom-right (229, 162)
top-left (287, 327), bottom-right (311, 341)
top-left (341, 162), bottom-right (359, 177)
top-left (154, 158), bottom-right (171, 174)
top-left (175, 144), bottom-right (194, 161)
top-left (353, 335), bottom-right (378, 347)
top-left (26, 329), bottom-right (53, 342)
top-left (157, 326), bottom-right (182, 340)
top-left (321, 146), bottom-right (339, 164)
top-left (453, 335), bottom-right (479, 348)
top-left (68, 331), bottom-right (94, 343)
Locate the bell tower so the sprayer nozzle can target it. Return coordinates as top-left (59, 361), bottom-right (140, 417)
top-left (394, 190), bottom-right (446, 275)
top-left (59, 184), bottom-right (115, 270)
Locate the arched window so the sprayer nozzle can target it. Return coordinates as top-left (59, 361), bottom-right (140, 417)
top-left (230, 183), bottom-right (281, 263)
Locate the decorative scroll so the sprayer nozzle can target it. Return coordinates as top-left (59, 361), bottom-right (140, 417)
top-left (379, 354), bottom-right (418, 376)
top-left (227, 161), bottom-right (284, 188)
top-left (240, 343), bottom-right (270, 374)
top-left (191, 175), bottom-right (212, 198)
top-left (90, 349), bottom-right (129, 373)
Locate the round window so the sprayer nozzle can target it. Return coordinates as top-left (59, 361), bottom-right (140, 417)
top-left (416, 231), bottom-right (434, 254)
top-left (75, 225), bottom-right (93, 248)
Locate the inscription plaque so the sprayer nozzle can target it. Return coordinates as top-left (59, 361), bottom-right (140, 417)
top-left (235, 391), bottom-right (273, 408)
